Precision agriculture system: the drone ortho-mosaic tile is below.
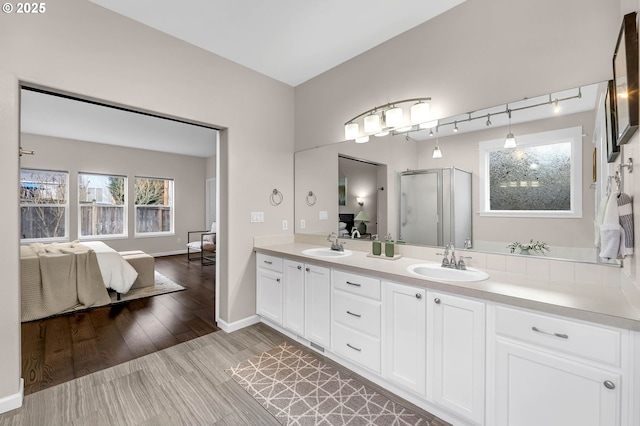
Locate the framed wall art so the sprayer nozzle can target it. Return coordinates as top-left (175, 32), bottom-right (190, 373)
top-left (606, 80), bottom-right (620, 162)
top-left (613, 11), bottom-right (639, 146)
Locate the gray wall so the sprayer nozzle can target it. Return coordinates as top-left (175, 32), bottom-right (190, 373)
top-left (20, 133), bottom-right (208, 254)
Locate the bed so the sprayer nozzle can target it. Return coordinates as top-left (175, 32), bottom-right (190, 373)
top-left (339, 213), bottom-right (355, 237)
top-left (20, 241), bottom-right (141, 322)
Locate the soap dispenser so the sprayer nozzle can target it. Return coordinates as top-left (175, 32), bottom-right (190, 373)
top-left (372, 235), bottom-right (381, 256)
top-left (385, 233), bottom-right (395, 258)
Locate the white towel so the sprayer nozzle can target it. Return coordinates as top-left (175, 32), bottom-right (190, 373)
top-left (617, 193), bottom-right (634, 257)
top-left (594, 194), bottom-right (610, 247)
top-left (599, 194), bottom-right (621, 259)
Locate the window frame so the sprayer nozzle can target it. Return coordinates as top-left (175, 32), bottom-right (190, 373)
top-left (478, 126), bottom-right (583, 218)
top-left (77, 172), bottom-right (128, 240)
top-left (133, 176), bottom-right (175, 237)
top-left (20, 168), bottom-right (70, 243)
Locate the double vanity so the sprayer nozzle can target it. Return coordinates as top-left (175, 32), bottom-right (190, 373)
top-left (254, 238), bottom-right (640, 426)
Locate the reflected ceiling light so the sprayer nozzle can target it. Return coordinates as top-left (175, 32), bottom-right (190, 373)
top-left (343, 97), bottom-right (431, 142)
top-left (364, 113), bottom-right (381, 133)
top-left (411, 101), bottom-right (430, 124)
top-left (504, 108), bottom-right (516, 148)
top-left (355, 135), bottom-right (369, 143)
top-left (356, 197), bottom-right (364, 206)
top-left (453, 121), bottom-right (458, 132)
top-left (553, 99), bottom-right (561, 113)
top-left (432, 139), bottom-right (443, 158)
top-left (429, 129), bottom-right (434, 137)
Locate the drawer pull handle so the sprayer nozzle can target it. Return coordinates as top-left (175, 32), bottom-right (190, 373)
top-left (297, 265), bottom-right (302, 270)
top-left (416, 293), bottom-right (422, 299)
top-left (531, 326), bottom-right (568, 339)
top-left (276, 278), bottom-right (281, 283)
top-left (264, 260), bottom-right (273, 265)
top-left (434, 298), bottom-right (441, 304)
top-left (346, 310), bottom-right (362, 318)
top-left (346, 343), bottom-right (362, 352)
top-left (603, 380), bottom-right (616, 390)
top-left (306, 267), bottom-right (310, 272)
top-left (346, 281), bottom-right (362, 287)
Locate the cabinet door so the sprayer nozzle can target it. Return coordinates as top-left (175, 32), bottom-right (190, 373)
top-left (304, 264), bottom-right (331, 348)
top-left (383, 281), bottom-right (426, 396)
top-left (494, 339), bottom-right (620, 426)
top-left (283, 260), bottom-right (305, 336)
top-left (256, 268), bottom-right (283, 325)
top-left (428, 291), bottom-right (485, 425)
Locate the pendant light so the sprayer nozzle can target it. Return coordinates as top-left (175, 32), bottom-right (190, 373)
top-left (385, 106), bottom-right (404, 128)
top-left (432, 128), bottom-right (442, 158)
top-left (411, 101), bottom-right (430, 124)
top-left (345, 122), bottom-right (359, 140)
top-left (364, 113), bottom-right (381, 133)
top-left (504, 108), bottom-right (516, 148)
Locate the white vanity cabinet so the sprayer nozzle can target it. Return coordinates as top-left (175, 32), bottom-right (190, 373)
top-left (304, 263), bottom-right (331, 349)
top-left (332, 270), bottom-right (382, 373)
top-left (256, 253), bottom-right (284, 325)
top-left (427, 291), bottom-right (485, 425)
top-left (382, 281), bottom-right (426, 395)
top-left (283, 259), bottom-right (305, 336)
top-left (488, 305), bottom-right (627, 426)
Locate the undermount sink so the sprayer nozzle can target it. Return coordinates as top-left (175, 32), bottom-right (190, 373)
top-left (301, 247), bottom-right (353, 258)
top-left (407, 263), bottom-right (489, 283)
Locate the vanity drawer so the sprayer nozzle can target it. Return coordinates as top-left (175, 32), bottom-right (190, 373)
top-left (256, 253), bottom-right (283, 273)
top-left (494, 306), bottom-right (622, 366)
top-left (332, 270), bottom-right (381, 300)
top-left (333, 323), bottom-right (381, 373)
top-left (333, 290), bottom-right (381, 338)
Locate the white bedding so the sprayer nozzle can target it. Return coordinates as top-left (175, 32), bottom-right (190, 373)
top-left (80, 241), bottom-right (138, 294)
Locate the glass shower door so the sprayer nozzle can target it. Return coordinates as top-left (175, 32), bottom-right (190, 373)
top-left (399, 170), bottom-right (440, 245)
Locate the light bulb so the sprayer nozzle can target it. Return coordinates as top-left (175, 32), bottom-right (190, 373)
top-left (345, 122), bottom-right (359, 140)
top-left (504, 132), bottom-right (516, 148)
top-left (432, 144), bottom-right (443, 158)
top-left (410, 101), bottom-right (430, 124)
top-left (364, 114), bottom-right (381, 133)
top-left (553, 99), bottom-right (560, 113)
top-left (453, 121), bottom-right (458, 132)
top-left (385, 106), bottom-right (404, 128)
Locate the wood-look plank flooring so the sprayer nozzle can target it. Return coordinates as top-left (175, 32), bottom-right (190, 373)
top-left (20, 254), bottom-right (219, 396)
top-left (3, 323), bottom-right (450, 426)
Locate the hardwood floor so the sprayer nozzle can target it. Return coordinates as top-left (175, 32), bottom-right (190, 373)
top-left (20, 254), bottom-right (220, 396)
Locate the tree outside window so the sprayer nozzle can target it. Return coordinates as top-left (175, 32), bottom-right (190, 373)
top-left (78, 173), bottom-right (127, 238)
top-left (135, 177), bottom-right (174, 234)
top-left (20, 169), bottom-right (69, 241)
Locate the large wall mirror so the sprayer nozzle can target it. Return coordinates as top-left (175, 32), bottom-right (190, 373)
top-left (294, 81), bottom-right (619, 265)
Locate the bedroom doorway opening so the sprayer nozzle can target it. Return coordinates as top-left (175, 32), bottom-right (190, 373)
top-left (18, 85), bottom-right (222, 395)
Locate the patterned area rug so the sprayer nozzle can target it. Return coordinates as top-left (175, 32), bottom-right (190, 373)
top-left (227, 343), bottom-right (436, 426)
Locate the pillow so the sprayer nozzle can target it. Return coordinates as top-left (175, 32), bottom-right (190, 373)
top-left (339, 222), bottom-right (347, 230)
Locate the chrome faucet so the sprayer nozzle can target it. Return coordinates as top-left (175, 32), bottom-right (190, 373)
top-left (458, 256), bottom-right (472, 270)
top-left (464, 237), bottom-right (472, 249)
top-left (448, 244), bottom-right (457, 269)
top-left (327, 232), bottom-right (344, 251)
top-left (436, 244), bottom-right (450, 267)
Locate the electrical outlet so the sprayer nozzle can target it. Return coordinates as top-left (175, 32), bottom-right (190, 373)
top-left (250, 212), bottom-right (265, 222)
top-left (282, 220), bottom-right (288, 230)
top-left (319, 211), bottom-right (328, 220)
top-left (300, 219), bottom-right (306, 229)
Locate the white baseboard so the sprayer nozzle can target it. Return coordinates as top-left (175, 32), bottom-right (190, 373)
top-left (0, 379), bottom-right (23, 414)
top-left (217, 314), bottom-right (261, 333)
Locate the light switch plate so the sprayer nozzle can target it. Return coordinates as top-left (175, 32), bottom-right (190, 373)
top-left (282, 220), bottom-right (288, 230)
top-left (300, 219), bottom-right (306, 229)
top-left (250, 212), bottom-right (265, 223)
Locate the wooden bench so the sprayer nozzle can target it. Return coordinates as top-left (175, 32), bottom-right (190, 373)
top-left (118, 251), bottom-right (155, 289)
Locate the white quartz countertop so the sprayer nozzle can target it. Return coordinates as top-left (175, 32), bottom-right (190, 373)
top-left (254, 242), bottom-right (640, 331)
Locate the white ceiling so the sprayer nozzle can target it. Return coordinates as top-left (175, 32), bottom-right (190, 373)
top-left (21, 90), bottom-right (218, 158)
top-left (88, 0), bottom-right (467, 87)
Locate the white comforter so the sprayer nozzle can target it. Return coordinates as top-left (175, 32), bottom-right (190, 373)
top-left (80, 241), bottom-right (138, 294)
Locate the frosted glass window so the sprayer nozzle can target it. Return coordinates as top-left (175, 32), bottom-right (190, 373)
top-left (489, 142), bottom-right (571, 210)
top-left (478, 127), bottom-right (582, 218)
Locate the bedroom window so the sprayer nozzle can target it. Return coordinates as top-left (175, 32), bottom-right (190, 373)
top-left (78, 173), bottom-right (127, 238)
top-left (20, 169), bottom-right (69, 242)
top-left (134, 177), bottom-right (174, 235)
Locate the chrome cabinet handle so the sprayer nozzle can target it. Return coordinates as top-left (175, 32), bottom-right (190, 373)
top-left (297, 265), bottom-right (302, 270)
top-left (306, 267), bottom-right (310, 272)
top-left (416, 293), bottom-right (422, 299)
top-left (346, 310), bottom-right (362, 318)
top-left (346, 281), bottom-right (361, 287)
top-left (276, 278), bottom-right (280, 282)
top-left (346, 343), bottom-right (362, 352)
top-left (264, 260), bottom-right (273, 264)
top-left (603, 380), bottom-right (616, 390)
top-left (531, 326), bottom-right (568, 339)
top-left (434, 298), bottom-right (441, 304)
